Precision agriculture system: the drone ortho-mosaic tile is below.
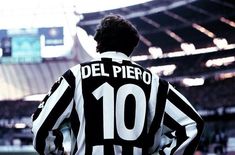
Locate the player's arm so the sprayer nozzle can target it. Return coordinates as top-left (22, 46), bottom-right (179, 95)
top-left (159, 84), bottom-right (204, 155)
top-left (31, 70), bottom-right (76, 155)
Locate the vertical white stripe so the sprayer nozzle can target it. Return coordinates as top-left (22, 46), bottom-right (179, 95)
top-left (73, 65), bottom-right (86, 155)
top-left (133, 147), bottom-right (142, 155)
top-left (148, 128), bottom-right (163, 154)
top-left (75, 94), bottom-right (86, 155)
top-left (92, 145), bottom-right (104, 155)
top-left (147, 75), bottom-right (162, 153)
top-left (147, 74), bottom-right (159, 131)
top-left (114, 145), bottom-right (122, 155)
top-left (70, 130), bottom-right (77, 155)
top-left (165, 100), bottom-right (195, 126)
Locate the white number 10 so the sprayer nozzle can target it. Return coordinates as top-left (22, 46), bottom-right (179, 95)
top-left (92, 82), bottom-right (146, 141)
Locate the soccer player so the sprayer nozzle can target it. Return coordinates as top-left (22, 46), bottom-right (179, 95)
top-left (32, 14), bottom-right (204, 155)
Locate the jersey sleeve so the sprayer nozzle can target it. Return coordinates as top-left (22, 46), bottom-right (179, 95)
top-left (31, 70), bottom-right (76, 155)
top-left (159, 83), bottom-right (204, 155)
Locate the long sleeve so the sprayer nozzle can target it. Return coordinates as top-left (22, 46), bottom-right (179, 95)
top-left (31, 70), bottom-right (75, 155)
top-left (159, 84), bottom-right (204, 155)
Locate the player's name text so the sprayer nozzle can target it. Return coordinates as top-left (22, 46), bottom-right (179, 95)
top-left (81, 63), bottom-right (151, 85)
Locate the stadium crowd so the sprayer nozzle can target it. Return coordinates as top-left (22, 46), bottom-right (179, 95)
top-left (177, 77), bottom-right (235, 109)
top-left (0, 76), bottom-right (235, 154)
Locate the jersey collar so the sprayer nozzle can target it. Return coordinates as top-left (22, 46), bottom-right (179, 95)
top-left (99, 51), bottom-right (130, 61)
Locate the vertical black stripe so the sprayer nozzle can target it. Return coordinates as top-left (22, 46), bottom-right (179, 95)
top-left (62, 69), bottom-right (76, 90)
top-left (167, 89), bottom-right (204, 154)
top-left (85, 145), bottom-right (92, 155)
top-left (101, 58), bottom-right (114, 78)
top-left (71, 102), bottom-right (80, 155)
top-left (147, 79), bottom-right (169, 148)
top-left (163, 113), bottom-right (188, 155)
top-left (104, 143), bottom-right (114, 155)
top-left (122, 145), bottom-right (133, 155)
top-left (35, 87), bottom-right (73, 154)
top-left (53, 129), bottom-right (64, 151)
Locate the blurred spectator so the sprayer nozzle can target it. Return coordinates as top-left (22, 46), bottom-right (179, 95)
top-left (0, 100), bottom-right (38, 118)
top-left (211, 128), bottom-right (228, 155)
top-left (194, 150), bottom-right (203, 155)
top-left (177, 77), bottom-right (235, 109)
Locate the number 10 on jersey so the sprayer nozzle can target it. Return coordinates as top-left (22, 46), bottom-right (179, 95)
top-left (92, 82), bottom-right (146, 141)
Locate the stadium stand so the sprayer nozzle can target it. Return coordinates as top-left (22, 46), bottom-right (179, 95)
top-left (0, 60), bottom-right (78, 100)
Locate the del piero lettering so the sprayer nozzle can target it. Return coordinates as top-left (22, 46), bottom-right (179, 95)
top-left (81, 63), bottom-right (109, 79)
top-left (81, 62), bottom-right (151, 85)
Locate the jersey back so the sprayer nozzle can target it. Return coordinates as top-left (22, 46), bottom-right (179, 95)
top-left (80, 58), bottom-right (152, 155)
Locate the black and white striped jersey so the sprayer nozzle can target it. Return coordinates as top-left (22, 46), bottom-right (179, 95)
top-left (32, 51), bottom-right (204, 155)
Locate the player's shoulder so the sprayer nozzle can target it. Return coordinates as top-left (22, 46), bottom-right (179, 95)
top-left (62, 64), bottom-right (82, 81)
top-left (67, 59), bottom-right (102, 76)
top-left (69, 63), bottom-right (82, 74)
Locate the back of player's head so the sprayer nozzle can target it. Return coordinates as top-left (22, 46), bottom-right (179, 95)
top-left (94, 14), bottom-right (139, 56)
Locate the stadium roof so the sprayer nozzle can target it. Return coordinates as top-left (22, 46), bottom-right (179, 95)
top-left (78, 0), bottom-right (235, 56)
top-left (1, 0), bottom-right (235, 100)
top-left (0, 0), bottom-right (153, 28)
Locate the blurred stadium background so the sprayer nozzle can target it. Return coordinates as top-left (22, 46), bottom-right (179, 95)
top-left (1, 0), bottom-right (235, 154)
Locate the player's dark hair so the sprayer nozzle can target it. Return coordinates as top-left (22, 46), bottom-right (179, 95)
top-left (94, 14), bottom-right (139, 56)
